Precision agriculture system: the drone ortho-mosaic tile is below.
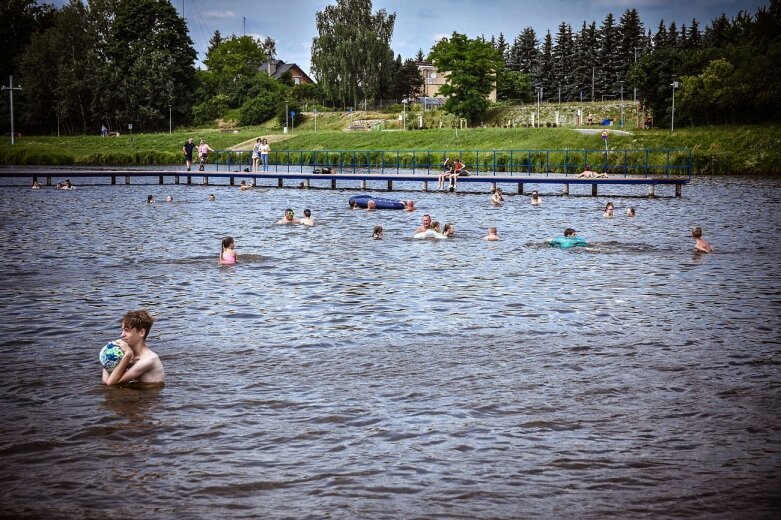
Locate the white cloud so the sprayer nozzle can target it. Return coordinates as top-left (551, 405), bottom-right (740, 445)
top-left (202, 10), bottom-right (238, 20)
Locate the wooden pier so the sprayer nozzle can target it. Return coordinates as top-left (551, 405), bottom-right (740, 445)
top-left (1, 168), bottom-right (689, 197)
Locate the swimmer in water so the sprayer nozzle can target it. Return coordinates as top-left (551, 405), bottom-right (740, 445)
top-left (373, 225), bottom-right (383, 239)
top-left (166, 195), bottom-right (173, 202)
top-left (404, 200), bottom-right (416, 212)
top-left (32, 180), bottom-right (42, 189)
top-left (147, 194), bottom-right (154, 203)
top-left (219, 236), bottom-right (238, 264)
top-left (604, 201), bottom-right (614, 218)
top-left (531, 190), bottom-right (541, 205)
top-left (277, 208), bottom-right (299, 224)
top-left (239, 180), bottom-right (251, 191)
top-left (627, 207), bottom-right (635, 217)
top-left (490, 187), bottom-right (505, 206)
top-left (366, 199), bottom-right (377, 211)
top-left (208, 194), bottom-right (216, 201)
top-left (443, 223), bottom-right (455, 237)
top-left (300, 208), bottom-right (315, 226)
top-left (484, 226), bottom-right (499, 241)
top-left (415, 214), bottom-right (432, 234)
top-left (103, 309), bottom-right (165, 386)
top-left (691, 226), bottom-right (713, 253)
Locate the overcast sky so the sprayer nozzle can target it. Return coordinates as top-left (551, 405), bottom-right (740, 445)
top-left (50, 0), bottom-right (770, 76)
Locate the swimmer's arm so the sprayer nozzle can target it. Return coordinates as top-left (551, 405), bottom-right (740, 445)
top-left (105, 356), bottom-right (155, 386)
top-left (104, 349), bottom-right (135, 386)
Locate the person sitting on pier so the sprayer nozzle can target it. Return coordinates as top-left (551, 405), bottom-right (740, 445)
top-left (438, 158), bottom-right (453, 190)
top-left (32, 180), bottom-right (42, 189)
top-left (604, 201), bottom-right (615, 218)
top-left (300, 208), bottom-right (315, 226)
top-left (484, 226), bottom-right (500, 241)
top-left (490, 188), bottom-right (505, 206)
top-left (691, 226), bottom-right (713, 253)
top-left (404, 200), bottom-right (416, 212)
top-left (530, 190), bottom-right (542, 205)
top-left (373, 225), bottom-right (383, 240)
top-left (448, 159), bottom-right (466, 190)
top-left (277, 208), bottom-right (300, 224)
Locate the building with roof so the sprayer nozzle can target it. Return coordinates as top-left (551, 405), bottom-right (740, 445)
top-left (261, 60), bottom-right (316, 85)
top-left (416, 61), bottom-right (496, 103)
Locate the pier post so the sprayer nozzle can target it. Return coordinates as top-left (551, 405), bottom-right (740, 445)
top-left (591, 183), bottom-right (598, 196)
top-left (648, 184), bottom-right (656, 198)
top-left (46, 176), bottom-right (51, 186)
top-left (125, 176), bottom-right (130, 185)
top-left (563, 183), bottom-right (569, 195)
top-left (252, 177), bottom-right (257, 187)
top-left (675, 183), bottom-right (682, 197)
top-left (32, 176), bottom-right (37, 184)
top-left (388, 180), bottom-right (393, 191)
top-left (278, 178), bottom-right (283, 188)
top-left (305, 178), bottom-right (310, 188)
top-left (492, 182), bottom-right (497, 192)
top-left (203, 177), bottom-right (209, 186)
top-left (158, 175), bottom-right (163, 185)
top-left (187, 176), bottom-right (192, 185)
top-left (229, 177), bottom-right (234, 186)
top-left (517, 183), bottom-right (524, 195)
top-left (111, 176), bottom-right (116, 185)
top-left (174, 175), bottom-right (179, 185)
top-left (331, 179), bottom-right (336, 189)
top-left (360, 180), bottom-right (366, 190)
top-left (423, 181), bottom-right (428, 192)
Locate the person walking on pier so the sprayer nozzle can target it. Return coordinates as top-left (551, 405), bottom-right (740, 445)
top-left (183, 138), bottom-right (195, 171)
top-left (198, 139), bottom-right (214, 172)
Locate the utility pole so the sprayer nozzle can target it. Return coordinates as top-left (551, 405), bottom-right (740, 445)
top-left (591, 67), bottom-right (595, 102)
top-left (1, 76), bottom-right (22, 145)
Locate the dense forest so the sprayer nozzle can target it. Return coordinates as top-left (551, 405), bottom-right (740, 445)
top-left (1, 0), bottom-right (779, 135)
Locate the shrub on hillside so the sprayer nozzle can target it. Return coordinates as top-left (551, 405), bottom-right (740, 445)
top-left (239, 91), bottom-right (281, 126)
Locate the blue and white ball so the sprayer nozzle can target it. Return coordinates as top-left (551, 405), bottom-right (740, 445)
top-left (99, 342), bottom-right (124, 373)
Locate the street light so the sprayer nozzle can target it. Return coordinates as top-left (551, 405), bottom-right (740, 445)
top-left (619, 81), bottom-right (624, 128)
top-left (1, 76), bottom-right (22, 145)
top-left (285, 99), bottom-right (289, 130)
top-left (402, 99), bottom-right (407, 130)
top-left (536, 87), bottom-right (542, 128)
top-left (168, 104), bottom-right (172, 134)
top-left (671, 76), bottom-right (679, 133)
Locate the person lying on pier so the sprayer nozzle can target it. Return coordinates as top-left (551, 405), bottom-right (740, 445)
top-left (576, 165), bottom-right (608, 178)
top-left (530, 190), bottom-right (542, 205)
top-left (300, 208), bottom-right (315, 226)
top-left (691, 226), bottom-right (713, 253)
top-left (484, 227), bottom-right (500, 241)
top-left (490, 188), bottom-right (505, 206)
top-left (277, 208), bottom-right (300, 224)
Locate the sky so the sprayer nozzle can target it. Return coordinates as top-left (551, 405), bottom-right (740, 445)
top-left (49, 0), bottom-right (770, 77)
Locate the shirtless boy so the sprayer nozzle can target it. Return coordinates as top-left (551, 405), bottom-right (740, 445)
top-left (103, 310), bottom-right (165, 386)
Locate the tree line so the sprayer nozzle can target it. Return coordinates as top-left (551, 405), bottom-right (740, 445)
top-left (1, 0), bottom-right (779, 135)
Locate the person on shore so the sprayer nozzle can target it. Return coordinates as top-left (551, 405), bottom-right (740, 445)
top-left (183, 138), bottom-right (195, 172)
top-left (220, 236), bottom-right (238, 265)
top-left (627, 207), bottom-right (636, 217)
top-left (484, 227), bottom-right (499, 241)
top-left (300, 208), bottom-right (315, 226)
top-left (198, 139), bottom-right (214, 172)
top-left (147, 194), bottom-right (154, 203)
top-left (277, 208), bottom-right (299, 224)
top-left (373, 225), bottom-right (383, 239)
top-left (531, 190), bottom-right (542, 205)
top-left (415, 214), bottom-right (433, 233)
top-left (692, 227), bottom-right (713, 253)
top-left (443, 223), bottom-right (455, 237)
top-left (260, 138), bottom-right (271, 172)
top-left (404, 200), bottom-right (416, 212)
top-left (490, 188), bottom-right (505, 206)
top-left (604, 201), bottom-right (615, 218)
top-left (101, 124), bottom-right (108, 137)
top-left (32, 180), bottom-right (42, 189)
top-left (102, 310), bottom-right (165, 386)
top-left (252, 138), bottom-right (261, 173)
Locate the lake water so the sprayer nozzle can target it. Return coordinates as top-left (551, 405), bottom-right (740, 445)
top-left (0, 173), bottom-right (779, 518)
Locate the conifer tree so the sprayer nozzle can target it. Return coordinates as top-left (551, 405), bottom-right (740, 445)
top-left (552, 22), bottom-right (575, 101)
top-left (516, 27), bottom-right (540, 76)
top-left (536, 31), bottom-right (554, 98)
top-left (598, 12), bottom-right (620, 98)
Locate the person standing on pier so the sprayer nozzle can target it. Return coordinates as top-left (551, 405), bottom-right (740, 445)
top-left (183, 137), bottom-right (195, 171)
top-left (198, 139), bottom-right (214, 172)
top-left (260, 139), bottom-right (271, 172)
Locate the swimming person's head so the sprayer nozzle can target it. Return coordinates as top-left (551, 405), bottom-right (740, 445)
top-left (304, 208), bottom-right (311, 218)
top-left (564, 228), bottom-right (576, 237)
top-left (431, 221), bottom-right (441, 232)
top-left (692, 226), bottom-right (703, 238)
top-left (147, 194), bottom-right (154, 203)
top-left (284, 208), bottom-right (294, 220)
top-left (373, 225), bottom-right (383, 239)
top-left (443, 223), bottom-right (454, 237)
top-left (422, 214), bottom-right (431, 228)
top-left (208, 194), bottom-right (215, 201)
top-left (222, 236), bottom-right (235, 252)
top-left (367, 200), bottom-right (376, 210)
top-left (120, 309), bottom-right (154, 340)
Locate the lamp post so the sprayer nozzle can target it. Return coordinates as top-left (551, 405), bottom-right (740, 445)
top-left (168, 104), bottom-right (172, 134)
top-left (1, 76), bottom-right (22, 145)
top-left (670, 76), bottom-right (678, 133)
top-left (633, 47), bottom-right (639, 103)
top-left (402, 99), bottom-right (407, 130)
top-left (619, 81), bottom-right (624, 128)
top-left (536, 87), bottom-right (542, 128)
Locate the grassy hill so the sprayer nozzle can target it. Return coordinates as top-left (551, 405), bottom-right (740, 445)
top-left (0, 105), bottom-right (779, 174)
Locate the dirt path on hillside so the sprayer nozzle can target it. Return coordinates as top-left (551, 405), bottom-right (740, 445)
top-left (229, 133), bottom-right (296, 151)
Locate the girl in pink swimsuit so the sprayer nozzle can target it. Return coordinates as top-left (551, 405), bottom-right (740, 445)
top-left (219, 236), bottom-right (238, 265)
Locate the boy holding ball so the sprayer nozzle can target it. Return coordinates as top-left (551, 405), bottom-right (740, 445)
top-left (102, 310), bottom-right (165, 386)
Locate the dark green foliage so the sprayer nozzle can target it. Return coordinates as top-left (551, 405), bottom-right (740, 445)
top-left (240, 92), bottom-right (281, 126)
top-left (497, 71), bottom-right (532, 102)
top-left (278, 101), bottom-right (305, 128)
